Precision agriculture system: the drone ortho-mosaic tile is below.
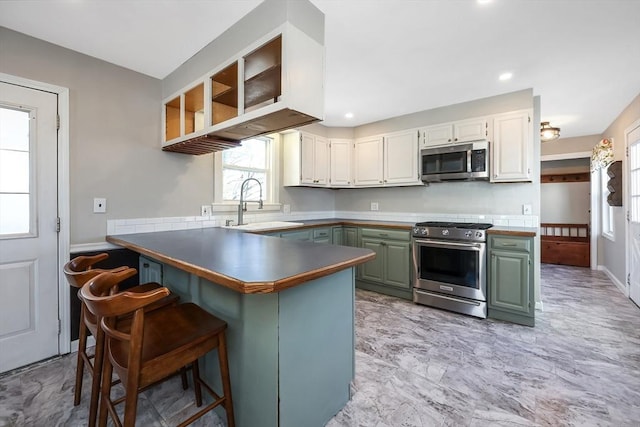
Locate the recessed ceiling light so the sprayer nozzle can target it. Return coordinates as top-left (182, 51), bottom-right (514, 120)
top-left (345, 112), bottom-right (354, 119)
top-left (477, 0), bottom-right (493, 4)
top-left (499, 72), bottom-right (513, 81)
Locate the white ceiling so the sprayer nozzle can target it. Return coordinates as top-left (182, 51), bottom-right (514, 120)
top-left (1, 0), bottom-right (639, 138)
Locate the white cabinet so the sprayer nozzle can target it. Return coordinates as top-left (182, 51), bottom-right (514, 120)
top-left (354, 136), bottom-right (384, 186)
top-left (329, 139), bottom-right (353, 187)
top-left (420, 118), bottom-right (488, 148)
top-left (162, 23), bottom-right (324, 155)
top-left (354, 130), bottom-right (420, 187)
top-left (384, 130), bottom-right (420, 185)
top-left (490, 110), bottom-right (533, 182)
top-left (283, 131), bottom-right (328, 187)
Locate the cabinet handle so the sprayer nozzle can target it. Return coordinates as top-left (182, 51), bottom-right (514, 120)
top-left (454, 138), bottom-right (458, 141)
top-left (378, 233), bottom-right (389, 237)
top-left (501, 243), bottom-right (518, 247)
top-left (448, 138), bottom-right (452, 142)
top-left (143, 263), bottom-right (149, 268)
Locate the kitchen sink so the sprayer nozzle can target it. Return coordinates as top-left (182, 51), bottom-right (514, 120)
top-left (223, 221), bottom-right (304, 232)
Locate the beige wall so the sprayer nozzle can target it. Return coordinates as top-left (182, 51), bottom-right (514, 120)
top-left (599, 92), bottom-right (640, 284)
top-left (0, 27), bottom-right (214, 244)
top-left (541, 134), bottom-right (601, 157)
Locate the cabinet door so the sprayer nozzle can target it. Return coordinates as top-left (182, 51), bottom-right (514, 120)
top-left (313, 136), bottom-right (329, 185)
top-left (330, 139), bottom-right (353, 187)
top-left (454, 118), bottom-right (487, 143)
top-left (491, 110), bottom-right (532, 182)
top-left (343, 227), bottom-right (358, 247)
top-left (489, 249), bottom-right (531, 314)
top-left (354, 136), bottom-right (384, 186)
top-left (280, 230), bottom-right (312, 241)
top-left (384, 131), bottom-right (420, 185)
top-left (300, 133), bottom-right (315, 184)
top-left (360, 238), bottom-right (385, 283)
top-left (332, 227), bottom-right (343, 245)
top-left (421, 124), bottom-right (453, 147)
top-left (383, 241), bottom-right (411, 289)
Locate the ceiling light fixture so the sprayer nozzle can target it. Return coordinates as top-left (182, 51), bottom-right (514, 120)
top-left (499, 72), bottom-right (513, 81)
top-left (540, 122), bottom-right (561, 142)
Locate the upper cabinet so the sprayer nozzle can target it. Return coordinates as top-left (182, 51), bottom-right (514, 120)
top-left (162, 24), bottom-right (324, 155)
top-left (354, 130), bottom-right (420, 187)
top-left (283, 131), bottom-right (329, 187)
top-left (420, 118), bottom-right (488, 148)
top-left (329, 139), bottom-right (353, 187)
top-left (490, 110), bottom-right (533, 182)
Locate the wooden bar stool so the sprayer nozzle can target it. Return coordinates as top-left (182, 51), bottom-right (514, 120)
top-left (80, 268), bottom-right (235, 427)
top-left (63, 253), bottom-right (180, 427)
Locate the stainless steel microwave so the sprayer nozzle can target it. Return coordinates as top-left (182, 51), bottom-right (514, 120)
top-left (420, 140), bottom-right (489, 182)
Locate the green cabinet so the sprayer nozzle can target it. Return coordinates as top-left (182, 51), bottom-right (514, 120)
top-left (312, 227), bottom-right (331, 243)
top-left (342, 227), bottom-right (358, 247)
top-left (358, 227), bottom-right (412, 300)
top-left (332, 226), bottom-right (343, 245)
top-left (488, 235), bottom-right (535, 326)
top-left (279, 229), bottom-right (312, 241)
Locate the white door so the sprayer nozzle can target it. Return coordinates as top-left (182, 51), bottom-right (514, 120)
top-left (384, 130), bottom-right (419, 185)
top-left (0, 82), bottom-right (59, 373)
top-left (627, 123), bottom-right (640, 306)
top-left (354, 136), bottom-right (383, 186)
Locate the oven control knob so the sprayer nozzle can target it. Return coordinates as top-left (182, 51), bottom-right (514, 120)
top-left (442, 229), bottom-right (449, 236)
top-left (476, 231), bottom-right (483, 238)
top-left (413, 227), bottom-right (420, 234)
top-left (465, 231), bottom-right (473, 238)
top-left (421, 228), bottom-right (428, 235)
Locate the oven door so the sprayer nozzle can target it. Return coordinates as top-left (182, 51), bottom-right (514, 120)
top-left (412, 238), bottom-right (486, 301)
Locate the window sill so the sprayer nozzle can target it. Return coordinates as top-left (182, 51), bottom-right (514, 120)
top-left (211, 203), bottom-right (281, 213)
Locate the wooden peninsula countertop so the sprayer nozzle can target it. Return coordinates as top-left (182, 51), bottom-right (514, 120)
top-left (107, 228), bottom-right (375, 294)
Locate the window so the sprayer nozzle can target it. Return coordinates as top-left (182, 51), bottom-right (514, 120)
top-left (0, 106), bottom-right (32, 236)
top-left (601, 168), bottom-right (614, 240)
top-left (631, 141), bottom-right (640, 223)
top-left (213, 136), bottom-right (279, 209)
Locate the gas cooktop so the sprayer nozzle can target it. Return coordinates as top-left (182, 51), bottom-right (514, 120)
top-left (412, 221), bottom-right (493, 242)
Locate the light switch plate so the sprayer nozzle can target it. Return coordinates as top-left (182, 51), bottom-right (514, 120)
top-left (93, 198), bottom-right (106, 213)
top-left (201, 205), bottom-right (212, 216)
top-left (522, 204), bottom-right (532, 215)
top-left (370, 202), bottom-right (379, 211)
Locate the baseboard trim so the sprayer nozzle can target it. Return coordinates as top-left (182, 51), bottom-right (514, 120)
top-left (598, 265), bottom-right (628, 296)
top-left (70, 335), bottom-right (95, 353)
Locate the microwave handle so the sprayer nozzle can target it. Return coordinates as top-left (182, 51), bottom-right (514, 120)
top-left (467, 149), bottom-right (473, 174)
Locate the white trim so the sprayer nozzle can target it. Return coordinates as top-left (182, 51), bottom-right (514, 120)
top-left (535, 301), bottom-right (544, 311)
top-left (70, 242), bottom-right (122, 253)
top-left (598, 265), bottom-right (628, 296)
top-left (540, 151), bottom-right (592, 161)
top-left (625, 118), bottom-right (640, 305)
top-left (590, 170), bottom-right (599, 270)
top-left (70, 335), bottom-right (95, 354)
top-left (0, 73), bottom-right (71, 356)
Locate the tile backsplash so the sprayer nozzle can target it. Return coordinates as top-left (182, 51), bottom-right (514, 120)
top-left (107, 211), bottom-right (539, 236)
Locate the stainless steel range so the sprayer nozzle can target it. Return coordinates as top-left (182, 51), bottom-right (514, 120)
top-left (412, 221), bottom-right (493, 318)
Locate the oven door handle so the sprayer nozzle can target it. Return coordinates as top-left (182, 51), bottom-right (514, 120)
top-left (413, 239), bottom-right (483, 251)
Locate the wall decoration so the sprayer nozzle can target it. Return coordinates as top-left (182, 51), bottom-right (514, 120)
top-left (591, 138), bottom-right (614, 171)
top-left (607, 160), bottom-right (622, 206)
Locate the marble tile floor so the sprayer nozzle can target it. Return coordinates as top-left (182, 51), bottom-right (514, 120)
top-left (1, 264), bottom-right (639, 426)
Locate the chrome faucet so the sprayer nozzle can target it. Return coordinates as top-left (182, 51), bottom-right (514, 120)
top-left (237, 177), bottom-right (263, 225)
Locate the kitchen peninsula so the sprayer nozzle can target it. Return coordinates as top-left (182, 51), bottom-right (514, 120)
top-left (106, 227), bottom-right (375, 427)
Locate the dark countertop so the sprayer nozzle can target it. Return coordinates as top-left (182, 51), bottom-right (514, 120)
top-left (107, 228), bottom-right (375, 294)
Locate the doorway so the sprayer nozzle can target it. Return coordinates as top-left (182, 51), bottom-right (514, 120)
top-left (0, 75), bottom-right (70, 373)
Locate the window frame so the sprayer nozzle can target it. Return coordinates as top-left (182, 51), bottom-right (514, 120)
top-left (213, 134), bottom-right (280, 212)
top-left (600, 167), bottom-right (615, 241)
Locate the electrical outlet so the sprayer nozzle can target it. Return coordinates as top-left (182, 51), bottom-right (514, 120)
top-left (522, 204), bottom-right (532, 215)
top-left (201, 205), bottom-right (212, 216)
top-left (93, 198), bottom-right (106, 213)
top-left (370, 202), bottom-right (379, 211)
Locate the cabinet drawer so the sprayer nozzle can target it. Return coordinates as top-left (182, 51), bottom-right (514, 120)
top-left (313, 228), bottom-right (331, 239)
top-left (280, 230), bottom-right (312, 241)
top-left (490, 236), bottom-right (530, 252)
top-left (360, 228), bottom-right (410, 241)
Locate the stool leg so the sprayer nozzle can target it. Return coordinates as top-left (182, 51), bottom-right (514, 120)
top-left (74, 308), bottom-right (88, 406)
top-left (88, 327), bottom-right (105, 427)
top-left (180, 366), bottom-right (189, 390)
top-left (98, 353), bottom-right (113, 427)
top-left (218, 333), bottom-right (235, 427)
top-left (192, 360), bottom-right (203, 407)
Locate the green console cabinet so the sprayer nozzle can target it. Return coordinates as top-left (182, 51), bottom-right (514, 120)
top-left (488, 235), bottom-right (535, 326)
top-left (358, 227), bottom-right (412, 300)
